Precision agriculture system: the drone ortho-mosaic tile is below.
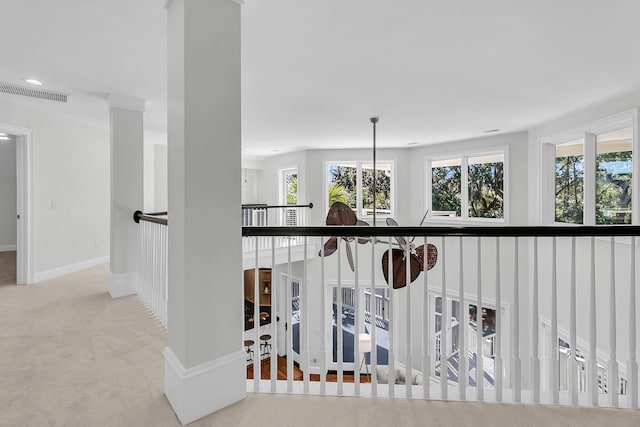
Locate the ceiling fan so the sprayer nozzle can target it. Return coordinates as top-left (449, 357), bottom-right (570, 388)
top-left (318, 201), bottom-right (369, 271)
top-left (381, 213), bottom-right (437, 289)
top-left (318, 117), bottom-right (438, 287)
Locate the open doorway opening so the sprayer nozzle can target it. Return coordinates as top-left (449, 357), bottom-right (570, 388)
top-left (0, 132), bottom-right (16, 285)
top-left (0, 122), bottom-right (32, 285)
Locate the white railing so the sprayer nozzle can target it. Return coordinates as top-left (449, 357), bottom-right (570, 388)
top-left (241, 203), bottom-right (313, 227)
top-left (136, 212), bottom-right (168, 328)
top-left (242, 226), bottom-right (640, 409)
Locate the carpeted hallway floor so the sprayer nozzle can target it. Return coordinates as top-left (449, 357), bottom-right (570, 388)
top-left (1, 259), bottom-right (640, 426)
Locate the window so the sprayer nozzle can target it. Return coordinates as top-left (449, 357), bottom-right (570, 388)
top-left (326, 161), bottom-right (394, 218)
top-left (280, 168), bottom-right (299, 226)
top-left (544, 111), bottom-right (636, 225)
top-left (555, 139), bottom-right (584, 224)
top-left (428, 152), bottom-right (505, 221)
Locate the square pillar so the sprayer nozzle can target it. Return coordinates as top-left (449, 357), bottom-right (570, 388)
top-left (164, 0), bottom-right (245, 424)
top-left (108, 94), bottom-right (145, 298)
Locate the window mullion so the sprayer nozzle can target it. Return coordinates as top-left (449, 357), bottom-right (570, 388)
top-left (633, 110), bottom-right (639, 225)
top-left (461, 156), bottom-right (469, 220)
top-left (356, 162), bottom-right (362, 218)
top-left (584, 132), bottom-right (596, 225)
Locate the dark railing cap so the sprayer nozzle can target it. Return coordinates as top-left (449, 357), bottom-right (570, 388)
top-left (242, 225), bottom-right (640, 238)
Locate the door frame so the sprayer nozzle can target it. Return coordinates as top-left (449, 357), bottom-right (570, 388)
top-left (0, 122), bottom-right (33, 284)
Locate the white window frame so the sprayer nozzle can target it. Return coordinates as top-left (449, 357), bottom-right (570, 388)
top-left (425, 148), bottom-right (509, 224)
top-left (279, 167), bottom-right (298, 206)
top-left (539, 108), bottom-right (639, 226)
top-left (324, 160), bottom-right (396, 221)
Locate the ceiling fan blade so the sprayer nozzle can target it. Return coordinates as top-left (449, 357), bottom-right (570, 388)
top-left (318, 237), bottom-right (338, 257)
top-left (415, 244), bottom-right (438, 271)
top-left (382, 248), bottom-right (411, 289)
top-left (326, 201), bottom-right (357, 225)
top-left (410, 210), bottom-right (430, 243)
top-left (345, 240), bottom-right (355, 272)
top-left (355, 220), bottom-right (370, 244)
top-left (384, 217), bottom-right (407, 250)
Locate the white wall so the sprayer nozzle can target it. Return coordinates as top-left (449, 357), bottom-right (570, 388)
top-left (0, 139), bottom-right (16, 249)
top-left (153, 144), bottom-right (168, 211)
top-left (0, 95), bottom-right (110, 279)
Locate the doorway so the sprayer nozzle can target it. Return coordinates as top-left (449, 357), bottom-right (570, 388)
top-left (0, 122), bottom-right (32, 285)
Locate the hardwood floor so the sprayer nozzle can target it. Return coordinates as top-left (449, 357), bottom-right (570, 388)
top-left (246, 355), bottom-right (371, 383)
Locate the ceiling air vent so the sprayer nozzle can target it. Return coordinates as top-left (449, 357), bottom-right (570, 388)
top-left (0, 82), bottom-right (71, 103)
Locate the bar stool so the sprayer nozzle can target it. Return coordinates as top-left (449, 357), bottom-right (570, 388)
top-left (260, 334), bottom-right (272, 359)
top-left (260, 311), bottom-right (270, 325)
top-left (244, 339), bottom-right (255, 363)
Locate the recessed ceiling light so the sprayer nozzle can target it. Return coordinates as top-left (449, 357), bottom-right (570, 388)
top-left (0, 136), bottom-right (10, 140)
top-left (484, 129), bottom-right (500, 133)
top-left (22, 78), bottom-right (43, 86)
top-left (407, 142), bottom-right (418, 146)
top-left (245, 148), bottom-right (252, 152)
top-left (271, 149), bottom-right (280, 152)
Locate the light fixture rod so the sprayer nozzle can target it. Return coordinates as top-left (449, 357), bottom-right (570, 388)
top-left (370, 117), bottom-right (379, 226)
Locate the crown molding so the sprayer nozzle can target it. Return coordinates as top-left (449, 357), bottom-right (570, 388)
top-left (165, 0), bottom-right (244, 9)
top-left (108, 94), bottom-right (146, 112)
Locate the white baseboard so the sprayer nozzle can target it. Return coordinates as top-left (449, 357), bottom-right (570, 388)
top-left (34, 256), bottom-right (110, 283)
top-left (0, 244), bottom-right (17, 252)
top-left (164, 346), bottom-right (247, 425)
top-left (108, 270), bottom-right (138, 298)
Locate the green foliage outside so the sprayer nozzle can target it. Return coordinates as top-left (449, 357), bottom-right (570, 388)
top-left (431, 166), bottom-right (462, 216)
top-left (468, 162), bottom-right (504, 218)
top-left (328, 165), bottom-right (357, 209)
top-left (596, 151), bottom-right (632, 224)
top-left (362, 167), bottom-right (391, 212)
top-left (286, 175), bottom-right (297, 205)
top-left (555, 155), bottom-right (584, 224)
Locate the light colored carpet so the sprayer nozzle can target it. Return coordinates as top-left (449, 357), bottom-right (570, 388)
top-left (1, 263), bottom-right (640, 426)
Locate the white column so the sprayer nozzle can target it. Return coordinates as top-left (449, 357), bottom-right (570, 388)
top-left (108, 94), bottom-right (145, 298)
top-left (163, 0), bottom-right (245, 425)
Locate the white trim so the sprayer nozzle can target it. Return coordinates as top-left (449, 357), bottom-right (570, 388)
top-left (0, 122), bottom-right (33, 285)
top-left (163, 346), bottom-right (247, 425)
top-left (108, 270), bottom-right (138, 299)
top-left (33, 256), bottom-right (110, 283)
top-left (0, 244), bottom-right (16, 252)
top-left (539, 108), bottom-right (638, 226)
top-left (324, 159), bottom-right (396, 222)
top-left (107, 94), bottom-right (146, 112)
top-left (425, 147), bottom-right (508, 225)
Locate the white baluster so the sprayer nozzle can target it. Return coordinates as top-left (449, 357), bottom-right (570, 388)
top-left (388, 238), bottom-right (395, 397)
top-left (589, 236), bottom-right (598, 407)
top-left (609, 236), bottom-right (618, 407)
top-left (320, 236), bottom-right (327, 394)
top-left (337, 237), bottom-right (343, 395)
top-left (458, 236), bottom-right (466, 400)
top-left (354, 242), bottom-right (360, 396)
top-left (253, 241), bottom-right (260, 391)
top-left (303, 236), bottom-right (309, 394)
top-left (495, 236), bottom-right (502, 402)
top-left (512, 237), bottom-right (521, 402)
top-left (441, 236), bottom-right (448, 400)
top-left (532, 236), bottom-right (540, 403)
top-left (551, 237), bottom-right (559, 404)
top-left (271, 236), bottom-right (277, 392)
top-left (628, 236), bottom-right (638, 408)
top-left (476, 237), bottom-right (483, 401)
top-left (569, 236), bottom-right (578, 405)
top-left (423, 235), bottom-right (431, 399)
top-left (369, 239), bottom-right (377, 397)
top-left (405, 235), bottom-right (412, 398)
top-left (287, 238), bottom-right (293, 393)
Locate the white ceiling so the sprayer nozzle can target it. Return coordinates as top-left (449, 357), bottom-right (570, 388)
top-left (1, 1), bottom-right (640, 159)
